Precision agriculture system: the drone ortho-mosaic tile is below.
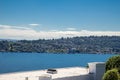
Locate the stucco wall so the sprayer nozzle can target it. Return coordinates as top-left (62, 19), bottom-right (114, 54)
top-left (53, 74), bottom-right (94, 80)
top-left (95, 63), bottom-right (105, 80)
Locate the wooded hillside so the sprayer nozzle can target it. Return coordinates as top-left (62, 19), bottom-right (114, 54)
top-left (0, 36), bottom-right (120, 54)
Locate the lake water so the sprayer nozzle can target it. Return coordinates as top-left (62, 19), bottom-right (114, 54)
top-left (0, 52), bottom-right (117, 74)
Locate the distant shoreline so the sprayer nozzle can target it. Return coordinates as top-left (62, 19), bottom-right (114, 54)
top-left (0, 52), bottom-right (119, 54)
top-left (0, 36), bottom-right (120, 54)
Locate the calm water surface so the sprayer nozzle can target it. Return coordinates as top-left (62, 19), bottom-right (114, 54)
top-left (0, 52), bottom-right (117, 74)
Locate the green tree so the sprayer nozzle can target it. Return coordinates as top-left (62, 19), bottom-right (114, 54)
top-left (105, 56), bottom-right (120, 71)
top-left (102, 69), bottom-right (119, 80)
top-left (103, 56), bottom-right (120, 80)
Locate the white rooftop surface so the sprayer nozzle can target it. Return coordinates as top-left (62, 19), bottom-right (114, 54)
top-left (0, 67), bottom-right (89, 80)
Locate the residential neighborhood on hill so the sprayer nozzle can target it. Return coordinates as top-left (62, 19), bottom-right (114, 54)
top-left (0, 36), bottom-right (120, 54)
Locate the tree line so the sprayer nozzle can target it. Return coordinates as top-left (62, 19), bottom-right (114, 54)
top-left (0, 36), bottom-right (120, 54)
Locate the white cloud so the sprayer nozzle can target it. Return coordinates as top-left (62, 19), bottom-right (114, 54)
top-left (0, 25), bottom-right (12, 29)
top-left (29, 24), bottom-right (39, 27)
top-left (66, 28), bottom-right (76, 31)
top-left (0, 24), bottom-right (31, 30)
top-left (0, 25), bottom-right (120, 40)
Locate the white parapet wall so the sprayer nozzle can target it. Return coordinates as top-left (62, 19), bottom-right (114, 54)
top-left (37, 74), bottom-right (52, 80)
top-left (53, 74), bottom-right (90, 80)
top-left (88, 62), bottom-right (105, 80)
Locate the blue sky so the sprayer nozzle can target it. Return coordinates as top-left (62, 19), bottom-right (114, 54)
top-left (0, 0), bottom-right (120, 39)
